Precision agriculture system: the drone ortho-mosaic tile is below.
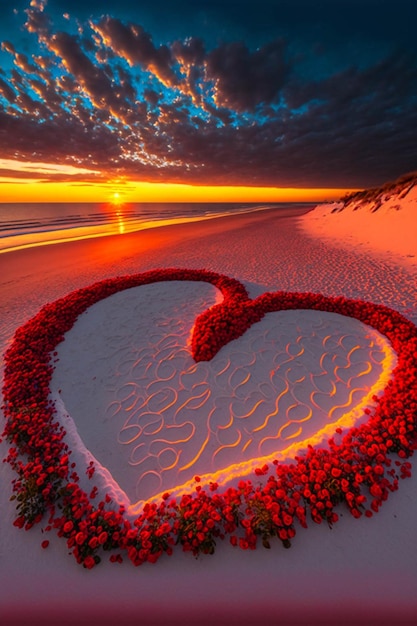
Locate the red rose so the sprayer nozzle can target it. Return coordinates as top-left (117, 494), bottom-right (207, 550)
top-left (83, 556), bottom-right (96, 569)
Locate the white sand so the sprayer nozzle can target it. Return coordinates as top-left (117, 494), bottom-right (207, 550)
top-left (300, 183), bottom-right (417, 270)
top-left (1, 207), bottom-right (417, 626)
top-left (50, 281), bottom-right (395, 513)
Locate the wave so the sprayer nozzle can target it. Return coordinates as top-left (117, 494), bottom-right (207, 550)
top-left (0, 202), bottom-right (313, 254)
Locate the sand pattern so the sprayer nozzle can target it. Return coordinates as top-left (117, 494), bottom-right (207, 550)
top-left (51, 280), bottom-right (395, 509)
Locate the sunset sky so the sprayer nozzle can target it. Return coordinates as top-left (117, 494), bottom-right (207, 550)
top-left (0, 0), bottom-right (416, 202)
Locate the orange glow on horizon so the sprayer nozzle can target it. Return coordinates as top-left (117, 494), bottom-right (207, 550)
top-left (0, 158), bottom-right (358, 203)
top-left (0, 179), bottom-right (355, 204)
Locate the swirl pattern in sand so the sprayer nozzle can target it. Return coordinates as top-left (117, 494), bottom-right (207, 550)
top-left (50, 281), bottom-right (395, 510)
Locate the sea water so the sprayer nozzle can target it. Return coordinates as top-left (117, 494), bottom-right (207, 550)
top-left (0, 202), bottom-right (315, 254)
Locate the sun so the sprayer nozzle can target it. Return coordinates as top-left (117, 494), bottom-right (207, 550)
top-left (111, 192), bottom-right (122, 205)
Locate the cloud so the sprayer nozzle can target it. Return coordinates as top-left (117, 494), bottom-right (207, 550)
top-left (0, 157), bottom-right (102, 183)
top-left (0, 77), bottom-right (16, 102)
top-left (0, 3), bottom-right (416, 188)
top-left (206, 39), bottom-right (290, 112)
top-left (24, 2), bottom-right (51, 35)
top-left (91, 17), bottom-right (178, 88)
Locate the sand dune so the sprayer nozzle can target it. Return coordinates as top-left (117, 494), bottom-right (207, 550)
top-left (301, 173), bottom-right (417, 269)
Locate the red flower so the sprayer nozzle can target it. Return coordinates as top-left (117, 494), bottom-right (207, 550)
top-left (13, 516), bottom-right (26, 529)
top-left (98, 531), bottom-right (108, 545)
top-left (75, 532), bottom-right (87, 546)
top-left (2, 268), bottom-right (416, 568)
top-left (63, 521), bottom-right (74, 533)
top-left (83, 556), bottom-right (96, 569)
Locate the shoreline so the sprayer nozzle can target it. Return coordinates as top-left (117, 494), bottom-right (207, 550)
top-left (1, 203), bottom-right (415, 351)
top-left (0, 203), bottom-right (311, 255)
top-left (0, 205), bottom-right (309, 307)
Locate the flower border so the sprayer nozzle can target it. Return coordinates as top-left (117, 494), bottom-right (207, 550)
top-left (2, 268), bottom-right (417, 568)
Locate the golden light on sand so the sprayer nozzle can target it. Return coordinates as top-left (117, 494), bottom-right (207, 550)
top-left (128, 327), bottom-right (396, 514)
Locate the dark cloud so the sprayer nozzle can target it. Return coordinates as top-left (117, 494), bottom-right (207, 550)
top-left (206, 39), bottom-right (290, 112)
top-left (47, 32), bottom-right (121, 110)
top-left (0, 77), bottom-right (16, 102)
top-left (24, 2), bottom-right (51, 35)
top-left (91, 17), bottom-right (178, 88)
top-left (1, 41), bottom-right (16, 55)
top-left (172, 37), bottom-right (205, 67)
top-left (0, 1), bottom-right (416, 188)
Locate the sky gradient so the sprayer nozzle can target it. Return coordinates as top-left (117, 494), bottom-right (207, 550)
top-left (0, 0), bottom-right (417, 202)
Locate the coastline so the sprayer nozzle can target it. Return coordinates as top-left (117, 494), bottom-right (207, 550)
top-left (0, 206), bottom-right (310, 339)
top-left (0, 202), bottom-right (305, 255)
top-left (1, 206), bottom-right (417, 625)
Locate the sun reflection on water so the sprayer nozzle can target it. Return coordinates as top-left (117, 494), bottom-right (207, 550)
top-left (116, 209), bottom-right (125, 234)
top-left (109, 193), bottom-right (127, 234)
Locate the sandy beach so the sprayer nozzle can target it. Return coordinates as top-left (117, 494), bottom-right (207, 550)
top-left (1, 206), bottom-right (417, 626)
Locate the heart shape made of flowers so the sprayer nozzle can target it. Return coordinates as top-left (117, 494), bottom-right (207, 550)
top-left (2, 269), bottom-right (417, 568)
top-left (50, 279), bottom-right (394, 514)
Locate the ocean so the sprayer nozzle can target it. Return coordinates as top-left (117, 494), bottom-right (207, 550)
top-left (0, 201), bottom-right (315, 254)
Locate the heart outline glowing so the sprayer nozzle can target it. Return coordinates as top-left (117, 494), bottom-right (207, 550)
top-left (2, 269), bottom-right (417, 568)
